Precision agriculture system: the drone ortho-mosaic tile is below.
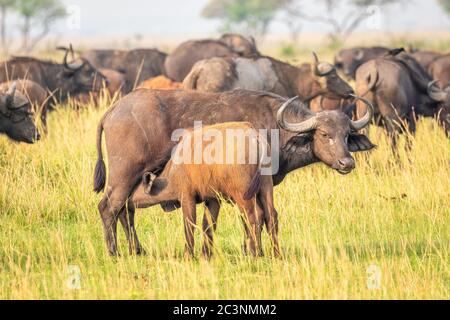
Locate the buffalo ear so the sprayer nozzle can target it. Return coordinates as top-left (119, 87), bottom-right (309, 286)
top-left (348, 134), bottom-right (376, 152)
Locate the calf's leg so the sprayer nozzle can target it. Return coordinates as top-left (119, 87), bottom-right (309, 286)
top-left (202, 198), bottom-right (220, 259)
top-left (181, 195), bottom-right (197, 257)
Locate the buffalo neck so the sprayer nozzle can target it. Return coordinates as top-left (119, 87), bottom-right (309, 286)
top-left (42, 63), bottom-right (70, 102)
top-left (273, 135), bottom-right (317, 186)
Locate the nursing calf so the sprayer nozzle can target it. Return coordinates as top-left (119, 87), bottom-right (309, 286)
top-left (142, 122), bottom-right (275, 258)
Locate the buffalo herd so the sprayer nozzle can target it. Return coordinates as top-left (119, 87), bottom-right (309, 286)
top-left (0, 34), bottom-right (448, 257)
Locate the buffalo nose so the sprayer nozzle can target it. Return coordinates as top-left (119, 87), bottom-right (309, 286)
top-left (338, 157), bottom-right (355, 170)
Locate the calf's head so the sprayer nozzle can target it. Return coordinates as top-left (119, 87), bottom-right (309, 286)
top-left (311, 52), bottom-right (354, 100)
top-left (0, 82), bottom-right (40, 143)
top-left (277, 94), bottom-right (375, 174)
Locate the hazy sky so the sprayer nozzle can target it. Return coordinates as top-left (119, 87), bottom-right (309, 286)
top-left (54, 0), bottom-right (449, 38)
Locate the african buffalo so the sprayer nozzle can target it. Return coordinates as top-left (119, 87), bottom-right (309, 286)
top-left (93, 89), bottom-right (374, 256)
top-left (142, 122), bottom-right (274, 258)
top-left (335, 46), bottom-right (390, 79)
top-left (0, 82), bottom-right (40, 143)
top-left (0, 80), bottom-right (49, 131)
top-left (0, 49), bottom-right (106, 106)
top-left (165, 34), bottom-right (259, 82)
top-left (82, 48), bottom-right (167, 93)
top-left (183, 53), bottom-right (354, 102)
top-left (355, 50), bottom-right (449, 144)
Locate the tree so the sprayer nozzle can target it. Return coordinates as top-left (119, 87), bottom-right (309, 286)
top-left (15, 0), bottom-right (66, 52)
top-left (202, 0), bottom-right (290, 39)
top-left (437, 0), bottom-right (450, 16)
top-left (0, 0), bottom-right (16, 52)
top-left (287, 0), bottom-right (402, 46)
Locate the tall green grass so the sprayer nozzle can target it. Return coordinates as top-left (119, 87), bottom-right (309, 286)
top-left (0, 96), bottom-right (448, 299)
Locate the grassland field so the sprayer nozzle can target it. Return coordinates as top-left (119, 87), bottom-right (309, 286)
top-left (0, 44), bottom-right (449, 299)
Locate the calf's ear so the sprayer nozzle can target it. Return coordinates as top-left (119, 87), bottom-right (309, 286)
top-left (348, 134), bottom-right (376, 152)
top-left (142, 172), bottom-right (168, 196)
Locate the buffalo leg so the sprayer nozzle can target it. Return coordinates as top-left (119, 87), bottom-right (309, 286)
top-left (98, 192), bottom-right (122, 256)
top-left (238, 200), bottom-right (264, 257)
top-left (258, 185), bottom-right (281, 257)
top-left (181, 196), bottom-right (197, 258)
top-left (202, 198), bottom-right (220, 259)
top-left (118, 201), bottom-right (145, 255)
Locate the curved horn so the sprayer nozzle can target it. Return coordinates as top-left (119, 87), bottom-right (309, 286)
top-left (63, 44), bottom-right (83, 71)
top-left (355, 49), bottom-right (364, 61)
top-left (277, 96), bottom-right (318, 133)
top-left (312, 52), bottom-right (334, 76)
top-left (427, 80), bottom-right (447, 102)
top-left (312, 52), bottom-right (321, 76)
top-left (5, 81), bottom-right (16, 108)
top-left (349, 93), bottom-right (374, 130)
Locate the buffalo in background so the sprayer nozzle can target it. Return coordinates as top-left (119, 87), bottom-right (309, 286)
top-left (165, 34), bottom-right (259, 82)
top-left (0, 82), bottom-right (40, 143)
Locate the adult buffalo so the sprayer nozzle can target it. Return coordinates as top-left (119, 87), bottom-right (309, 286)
top-left (335, 46), bottom-right (390, 79)
top-left (355, 50), bottom-right (449, 144)
top-left (82, 48), bottom-right (167, 93)
top-left (165, 34), bottom-right (259, 82)
top-left (0, 80), bottom-right (49, 131)
top-left (0, 49), bottom-right (106, 106)
top-left (93, 89), bottom-right (374, 256)
top-left (0, 82), bottom-right (40, 143)
top-left (183, 53), bottom-right (354, 102)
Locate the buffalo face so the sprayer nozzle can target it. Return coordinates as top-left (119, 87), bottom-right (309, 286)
top-left (61, 46), bottom-right (108, 94)
top-left (312, 53), bottom-right (354, 99)
top-left (277, 95), bottom-right (375, 175)
top-left (0, 82), bottom-right (40, 144)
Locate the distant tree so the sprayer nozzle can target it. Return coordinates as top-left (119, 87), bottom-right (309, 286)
top-left (202, 0), bottom-right (290, 39)
top-left (437, 0), bottom-right (450, 16)
top-left (15, 0), bottom-right (66, 52)
top-left (0, 0), bottom-right (16, 51)
top-left (287, 0), bottom-right (402, 46)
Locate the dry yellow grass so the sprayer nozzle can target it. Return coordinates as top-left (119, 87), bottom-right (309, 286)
top-left (0, 95), bottom-right (448, 299)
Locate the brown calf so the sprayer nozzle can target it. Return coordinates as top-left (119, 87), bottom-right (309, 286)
top-left (141, 122), bottom-right (277, 258)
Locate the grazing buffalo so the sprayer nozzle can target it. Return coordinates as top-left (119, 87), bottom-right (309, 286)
top-left (93, 89), bottom-right (374, 256)
top-left (0, 49), bottom-right (106, 105)
top-left (0, 82), bottom-right (40, 143)
top-left (428, 55), bottom-right (450, 88)
top-left (335, 46), bottom-right (390, 79)
top-left (82, 48), bottom-right (167, 93)
top-left (355, 50), bottom-right (449, 144)
top-left (183, 53), bottom-right (354, 102)
top-left (0, 80), bottom-right (49, 131)
top-left (142, 122), bottom-right (274, 258)
top-left (165, 34), bottom-right (259, 82)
